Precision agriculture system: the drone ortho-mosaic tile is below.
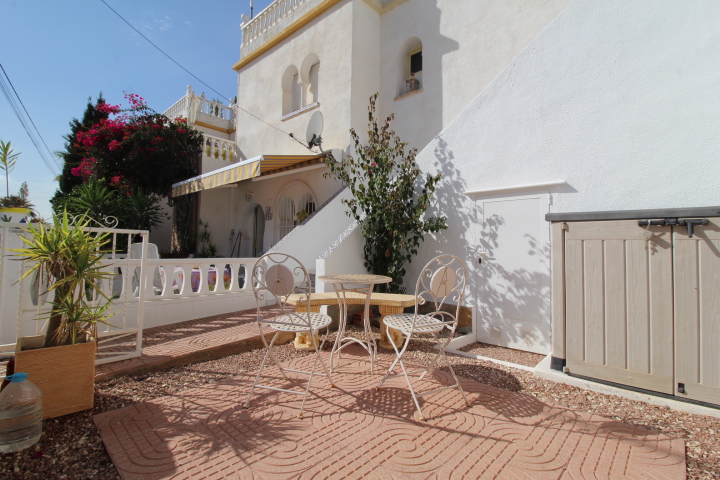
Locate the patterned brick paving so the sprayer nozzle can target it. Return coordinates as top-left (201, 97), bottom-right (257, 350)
top-left (95, 308), bottom-right (281, 382)
top-left (95, 348), bottom-right (686, 479)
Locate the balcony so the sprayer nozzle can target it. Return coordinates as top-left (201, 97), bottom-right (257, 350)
top-left (163, 86), bottom-right (236, 132)
top-left (240, 0), bottom-right (327, 59)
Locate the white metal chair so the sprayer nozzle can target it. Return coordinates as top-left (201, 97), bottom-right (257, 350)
top-left (377, 254), bottom-right (469, 420)
top-left (244, 252), bottom-right (334, 418)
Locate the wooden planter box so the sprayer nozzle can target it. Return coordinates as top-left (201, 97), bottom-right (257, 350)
top-left (15, 337), bottom-right (95, 419)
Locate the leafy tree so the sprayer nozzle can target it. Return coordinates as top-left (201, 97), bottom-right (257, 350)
top-left (324, 93), bottom-right (447, 293)
top-left (54, 95), bottom-right (109, 199)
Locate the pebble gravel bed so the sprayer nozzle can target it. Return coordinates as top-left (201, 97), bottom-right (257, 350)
top-left (0, 332), bottom-right (718, 479)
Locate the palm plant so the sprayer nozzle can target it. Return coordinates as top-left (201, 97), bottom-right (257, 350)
top-left (0, 140), bottom-right (20, 199)
top-left (11, 211), bottom-right (115, 347)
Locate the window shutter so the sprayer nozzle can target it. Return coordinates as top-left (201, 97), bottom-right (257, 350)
top-left (292, 73), bottom-right (301, 111)
top-left (309, 63), bottom-right (319, 104)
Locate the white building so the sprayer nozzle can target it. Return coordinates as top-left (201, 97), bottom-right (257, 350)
top-left (167, 0), bottom-right (720, 389)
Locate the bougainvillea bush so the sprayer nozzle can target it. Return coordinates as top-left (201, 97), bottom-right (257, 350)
top-left (53, 94), bottom-right (203, 251)
top-left (68, 93), bottom-right (203, 197)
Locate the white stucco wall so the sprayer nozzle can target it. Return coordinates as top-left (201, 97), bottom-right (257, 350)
top-left (198, 164), bottom-right (343, 257)
top-left (235, 0), bottom-right (356, 159)
top-left (406, 0), bottom-right (720, 351)
top-left (424, 0), bottom-right (720, 215)
top-left (377, 0), bottom-right (572, 153)
top-left (269, 187), bottom-right (356, 273)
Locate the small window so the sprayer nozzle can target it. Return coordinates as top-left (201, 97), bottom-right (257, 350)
top-left (292, 73), bottom-right (301, 112)
top-left (308, 62), bottom-right (319, 105)
top-left (410, 51), bottom-right (422, 75)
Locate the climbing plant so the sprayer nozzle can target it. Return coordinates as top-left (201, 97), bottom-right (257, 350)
top-left (324, 93), bottom-right (447, 293)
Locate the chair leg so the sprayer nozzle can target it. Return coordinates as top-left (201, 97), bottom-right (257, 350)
top-left (245, 332), bottom-right (282, 408)
top-left (438, 347), bottom-right (470, 406)
top-left (329, 303), bottom-right (349, 372)
top-left (298, 328), bottom-right (334, 418)
top-left (376, 328), bottom-right (406, 389)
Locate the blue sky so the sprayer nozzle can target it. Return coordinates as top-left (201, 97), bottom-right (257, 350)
top-left (1, 0), bottom-right (274, 218)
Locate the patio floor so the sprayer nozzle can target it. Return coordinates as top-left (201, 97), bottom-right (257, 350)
top-left (94, 347), bottom-right (686, 479)
top-left (95, 308), bottom-right (280, 382)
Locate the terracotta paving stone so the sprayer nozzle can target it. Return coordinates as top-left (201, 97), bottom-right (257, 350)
top-left (94, 348), bottom-right (686, 479)
top-left (95, 308), bottom-right (284, 382)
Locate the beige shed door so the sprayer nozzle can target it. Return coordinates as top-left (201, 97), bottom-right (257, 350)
top-left (673, 219), bottom-right (720, 405)
top-left (564, 220), bottom-right (674, 394)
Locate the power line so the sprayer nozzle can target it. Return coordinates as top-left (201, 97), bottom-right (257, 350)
top-left (99, 0), bottom-right (308, 149)
top-left (0, 63), bottom-right (60, 176)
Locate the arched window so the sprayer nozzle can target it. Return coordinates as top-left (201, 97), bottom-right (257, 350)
top-left (273, 181), bottom-right (316, 242)
top-left (397, 37), bottom-right (423, 97)
top-left (282, 65), bottom-right (301, 116)
top-left (300, 54), bottom-right (320, 107)
top-left (308, 62), bottom-right (319, 104)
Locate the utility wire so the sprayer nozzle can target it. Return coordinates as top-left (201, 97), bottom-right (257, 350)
top-left (99, 0), bottom-right (309, 149)
top-left (0, 63), bottom-right (60, 176)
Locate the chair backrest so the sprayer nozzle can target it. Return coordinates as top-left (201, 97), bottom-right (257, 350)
top-left (413, 254), bottom-right (467, 330)
top-left (252, 252), bottom-right (314, 326)
top-left (129, 242), bottom-right (159, 259)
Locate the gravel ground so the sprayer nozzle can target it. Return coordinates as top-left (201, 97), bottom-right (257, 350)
top-left (1, 330), bottom-right (719, 479)
top-left (458, 342), bottom-right (545, 368)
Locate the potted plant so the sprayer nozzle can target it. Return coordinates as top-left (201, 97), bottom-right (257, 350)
top-left (9, 211), bottom-right (115, 418)
top-left (0, 141), bottom-right (32, 223)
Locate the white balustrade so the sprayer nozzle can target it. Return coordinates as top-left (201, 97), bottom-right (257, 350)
top-left (163, 95), bottom-right (188, 120)
top-left (203, 134), bottom-right (237, 161)
top-left (0, 223), bottom-right (259, 365)
top-left (162, 86), bottom-right (236, 124)
top-left (241, 0), bottom-right (323, 58)
top-left (197, 95), bottom-right (236, 122)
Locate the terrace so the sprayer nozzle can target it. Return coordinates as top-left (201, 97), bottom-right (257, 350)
top-left (0, 221), bottom-right (718, 478)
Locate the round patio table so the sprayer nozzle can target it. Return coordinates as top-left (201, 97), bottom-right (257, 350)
top-left (318, 274), bottom-right (391, 374)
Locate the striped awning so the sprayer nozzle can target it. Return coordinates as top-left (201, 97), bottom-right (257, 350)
top-left (171, 154), bottom-right (326, 197)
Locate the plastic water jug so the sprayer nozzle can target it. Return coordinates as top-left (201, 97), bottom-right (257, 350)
top-left (0, 372), bottom-right (42, 453)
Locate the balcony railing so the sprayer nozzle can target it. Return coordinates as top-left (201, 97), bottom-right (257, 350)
top-left (240, 0), bottom-right (323, 58)
top-left (203, 134), bottom-right (237, 162)
top-left (163, 86), bottom-right (236, 124)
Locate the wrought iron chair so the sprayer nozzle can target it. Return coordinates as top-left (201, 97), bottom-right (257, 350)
top-left (244, 252), bottom-right (334, 418)
top-left (377, 254), bottom-right (469, 420)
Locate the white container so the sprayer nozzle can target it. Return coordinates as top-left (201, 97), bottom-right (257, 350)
top-left (0, 372), bottom-right (42, 453)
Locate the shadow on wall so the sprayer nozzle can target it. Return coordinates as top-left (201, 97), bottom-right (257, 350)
top-left (420, 136), bottom-right (554, 351)
top-left (424, 135), bottom-right (476, 264)
top-left (388, 2), bottom-right (459, 153)
top-left (477, 213), bottom-right (551, 349)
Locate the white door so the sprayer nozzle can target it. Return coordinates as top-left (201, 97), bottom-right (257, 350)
top-left (475, 194), bottom-right (551, 354)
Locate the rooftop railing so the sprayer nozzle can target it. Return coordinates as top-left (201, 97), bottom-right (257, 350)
top-left (240, 0), bottom-right (323, 58)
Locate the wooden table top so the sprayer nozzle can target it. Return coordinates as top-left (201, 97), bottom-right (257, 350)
top-left (285, 291), bottom-right (416, 307)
